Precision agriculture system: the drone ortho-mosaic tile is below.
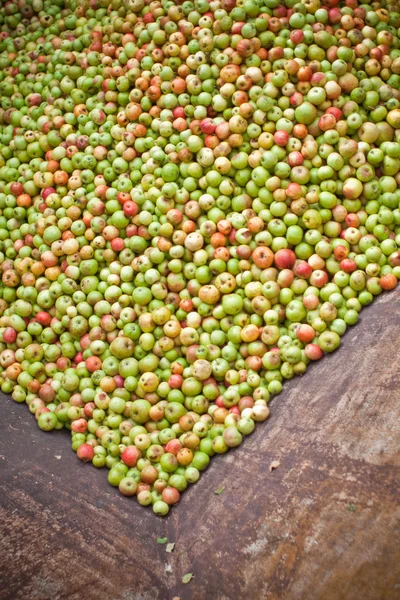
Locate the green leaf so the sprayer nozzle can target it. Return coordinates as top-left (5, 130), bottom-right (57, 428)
top-left (157, 537), bottom-right (168, 544)
top-left (348, 504), bottom-right (356, 512)
top-left (215, 486), bottom-right (225, 495)
top-left (166, 543), bottom-right (175, 553)
top-left (182, 573), bottom-right (193, 584)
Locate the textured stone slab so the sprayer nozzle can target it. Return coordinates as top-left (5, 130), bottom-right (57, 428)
top-left (0, 290), bottom-right (399, 600)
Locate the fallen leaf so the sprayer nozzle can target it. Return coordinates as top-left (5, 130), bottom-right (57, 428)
top-left (269, 460), bottom-right (280, 472)
top-left (215, 486), bottom-right (225, 495)
top-left (166, 543), bottom-right (175, 553)
top-left (157, 537), bottom-right (168, 544)
top-left (182, 573), bottom-right (193, 584)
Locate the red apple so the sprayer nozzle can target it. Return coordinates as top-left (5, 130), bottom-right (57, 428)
top-left (274, 248), bottom-right (296, 270)
top-left (303, 294), bottom-right (320, 310)
top-left (304, 343), bottom-right (324, 360)
top-left (3, 327), bottom-right (17, 344)
top-left (340, 258), bottom-right (357, 273)
top-left (293, 259), bottom-right (313, 279)
top-left (309, 270), bottom-right (329, 287)
top-left (296, 324), bottom-right (316, 343)
top-left (121, 445), bottom-right (142, 467)
top-left (77, 443), bottom-right (95, 462)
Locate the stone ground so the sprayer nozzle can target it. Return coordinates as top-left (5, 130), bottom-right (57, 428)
top-left (0, 289), bottom-right (399, 600)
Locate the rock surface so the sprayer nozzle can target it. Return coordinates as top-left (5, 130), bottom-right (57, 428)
top-left (0, 290), bottom-right (399, 600)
